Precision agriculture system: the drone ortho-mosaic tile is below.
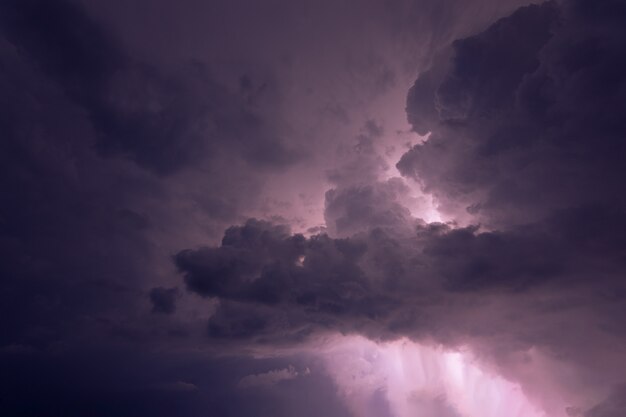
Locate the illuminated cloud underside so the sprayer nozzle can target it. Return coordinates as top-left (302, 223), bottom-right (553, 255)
top-left (319, 336), bottom-right (549, 417)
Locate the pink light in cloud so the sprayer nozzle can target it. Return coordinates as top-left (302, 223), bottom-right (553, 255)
top-left (316, 335), bottom-right (556, 417)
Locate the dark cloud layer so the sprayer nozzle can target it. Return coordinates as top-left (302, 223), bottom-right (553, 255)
top-left (0, 346), bottom-right (351, 417)
top-left (0, 0), bottom-right (300, 351)
top-left (150, 287), bottom-right (179, 314)
top-left (0, 0), bottom-right (298, 175)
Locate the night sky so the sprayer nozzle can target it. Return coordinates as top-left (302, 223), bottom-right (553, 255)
top-left (1, 0), bottom-right (626, 416)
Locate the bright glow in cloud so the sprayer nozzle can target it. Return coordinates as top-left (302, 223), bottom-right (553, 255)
top-left (375, 125), bottom-right (442, 223)
top-left (401, 183), bottom-right (443, 223)
top-left (316, 335), bottom-right (550, 417)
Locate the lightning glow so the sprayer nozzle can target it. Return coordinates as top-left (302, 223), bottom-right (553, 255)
top-left (317, 335), bottom-right (548, 417)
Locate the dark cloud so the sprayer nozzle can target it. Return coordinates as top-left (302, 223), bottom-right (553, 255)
top-left (400, 0), bottom-right (626, 229)
top-left (0, 0), bottom-right (301, 356)
top-left (150, 287), bottom-right (179, 314)
top-left (176, 219), bottom-right (381, 328)
top-left (423, 225), bottom-right (566, 291)
top-left (0, 0), bottom-right (298, 175)
top-left (174, 209), bottom-right (625, 360)
top-left (0, 346), bottom-right (350, 417)
top-left (1, 0), bottom-right (199, 174)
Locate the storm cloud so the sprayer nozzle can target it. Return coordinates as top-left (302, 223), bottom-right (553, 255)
top-left (2, 0), bottom-right (626, 415)
top-left (173, 1), bottom-right (626, 414)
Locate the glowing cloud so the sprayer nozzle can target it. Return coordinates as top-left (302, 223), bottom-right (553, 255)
top-left (316, 335), bottom-right (550, 417)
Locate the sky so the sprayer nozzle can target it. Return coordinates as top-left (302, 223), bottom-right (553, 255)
top-left (1, 0), bottom-right (626, 416)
